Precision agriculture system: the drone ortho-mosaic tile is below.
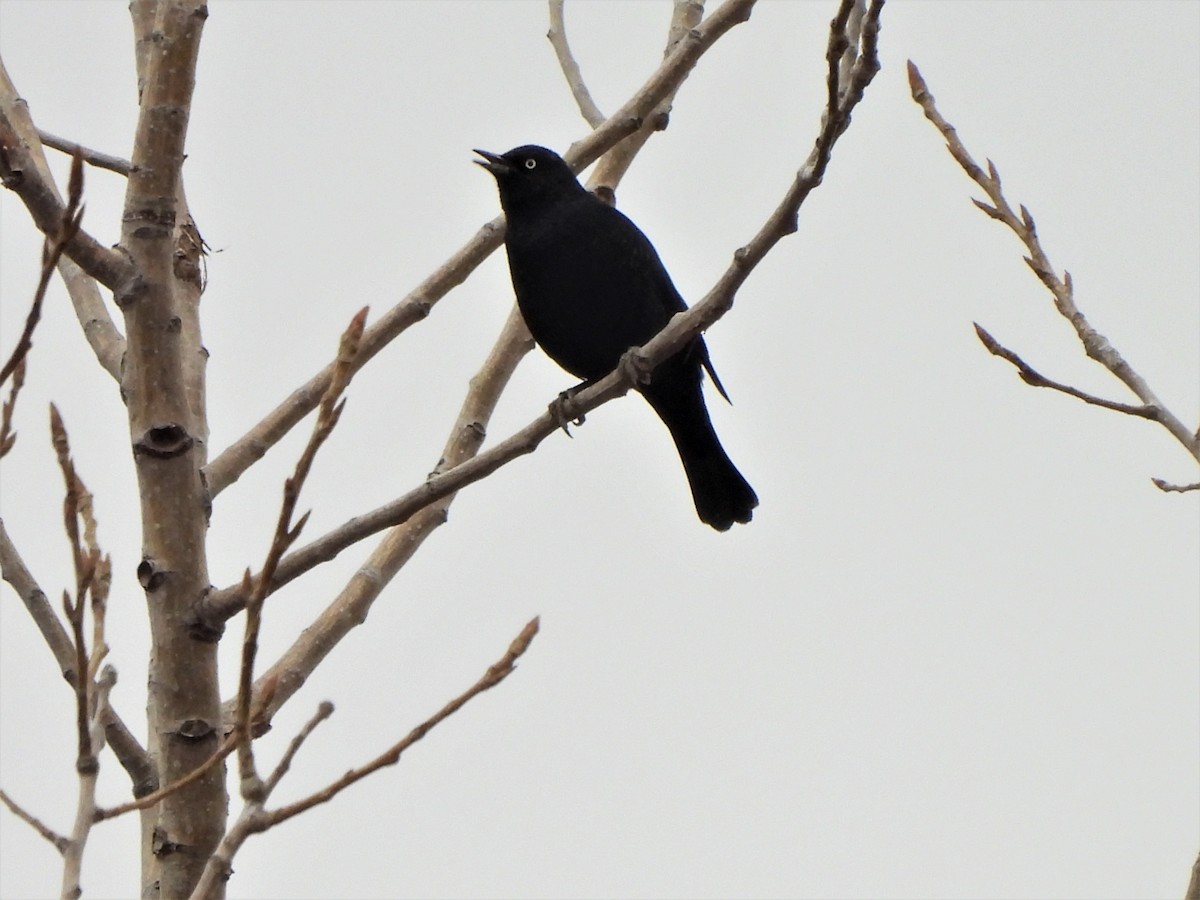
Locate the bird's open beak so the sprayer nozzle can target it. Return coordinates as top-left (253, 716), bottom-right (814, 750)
top-left (473, 149), bottom-right (513, 177)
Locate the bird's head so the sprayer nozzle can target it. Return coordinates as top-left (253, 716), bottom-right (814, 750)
top-left (474, 145), bottom-right (585, 213)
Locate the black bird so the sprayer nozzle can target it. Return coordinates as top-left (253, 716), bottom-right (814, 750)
top-left (475, 145), bottom-right (758, 531)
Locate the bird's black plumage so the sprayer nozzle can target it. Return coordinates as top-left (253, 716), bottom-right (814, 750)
top-left (475, 145), bottom-right (758, 531)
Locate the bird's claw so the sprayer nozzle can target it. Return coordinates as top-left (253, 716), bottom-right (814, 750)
top-left (549, 390), bottom-right (585, 437)
top-left (618, 347), bottom-right (652, 387)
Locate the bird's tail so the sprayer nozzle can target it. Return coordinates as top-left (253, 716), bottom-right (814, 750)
top-left (676, 436), bottom-right (758, 532)
top-left (644, 384), bottom-right (758, 531)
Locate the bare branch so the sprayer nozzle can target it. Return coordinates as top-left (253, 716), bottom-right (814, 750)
top-left (234, 309), bottom-right (366, 792)
top-left (1151, 478), bottom-right (1200, 495)
top-left (48, 404), bottom-right (106, 822)
top-left (0, 60), bottom-right (127, 378)
top-left (95, 733), bottom-right (237, 823)
top-left (1, 358), bottom-right (25, 459)
top-left (0, 517), bottom-right (77, 675)
top-left (192, 619), bottom-right (538, 898)
top-left (586, 0), bottom-right (706, 199)
top-left (203, 0), bottom-right (758, 500)
top-left (0, 787), bottom-right (68, 854)
top-left (0, 148), bottom-right (85, 388)
top-left (264, 617), bottom-right (537, 828)
top-left (263, 701), bottom-right (335, 798)
top-left (908, 60), bottom-right (1200, 463)
top-left (0, 518), bottom-right (152, 792)
top-left (0, 78), bottom-right (132, 292)
top-left (564, 0), bottom-right (755, 170)
top-left (973, 324), bottom-right (1160, 420)
top-left (547, 0), bottom-right (606, 128)
top-left (49, 406), bottom-right (101, 612)
top-left (212, 306), bottom-right (535, 723)
top-left (63, 585), bottom-right (91, 773)
top-left (61, 666), bottom-right (115, 900)
top-left (37, 127), bottom-right (132, 176)
top-left (97, 711), bottom-right (156, 799)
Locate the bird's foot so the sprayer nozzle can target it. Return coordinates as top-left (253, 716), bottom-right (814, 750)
top-left (549, 388), bottom-right (586, 437)
top-left (618, 346), bottom-right (653, 387)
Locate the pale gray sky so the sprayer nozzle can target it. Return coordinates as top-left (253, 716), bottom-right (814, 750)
top-left (1, 2), bottom-right (1197, 898)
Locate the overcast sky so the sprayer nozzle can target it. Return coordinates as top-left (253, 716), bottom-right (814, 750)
top-left (1, 2), bottom-right (1198, 899)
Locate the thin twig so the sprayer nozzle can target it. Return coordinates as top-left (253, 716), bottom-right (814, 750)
top-left (191, 618), bottom-right (538, 898)
top-left (0, 105), bottom-right (131, 292)
top-left (1150, 478), bottom-right (1200, 494)
top-left (0, 518), bottom-right (152, 791)
top-left (1, 357), bottom-right (25, 458)
top-left (0, 148), bottom-right (84, 387)
top-left (215, 306), bottom-right (535, 725)
top-left (199, 0), bottom-right (883, 626)
top-left (63, 587), bottom-right (91, 775)
top-left (37, 127), bottom-right (131, 175)
top-left (263, 702), bottom-right (335, 798)
top-left (908, 60), bottom-right (1200, 462)
top-left (547, 0), bottom-right (606, 128)
top-left (49, 405), bottom-right (101, 775)
top-left (0, 61), bottom-right (127, 378)
top-left (95, 732), bottom-right (238, 823)
top-left (264, 617), bottom-right (538, 828)
top-left (47, 400), bottom-right (115, 900)
top-left (0, 787), bottom-right (68, 854)
top-left (234, 308), bottom-right (367, 793)
top-left (973, 324), bottom-right (1159, 419)
top-left (586, 0), bottom-right (707, 199)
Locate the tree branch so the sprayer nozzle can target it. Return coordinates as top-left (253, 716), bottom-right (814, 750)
top-left (95, 733), bottom-right (237, 823)
top-left (908, 60), bottom-right (1200, 463)
top-left (973, 324), bottom-right (1160, 419)
top-left (0, 518), bottom-right (153, 793)
top-left (211, 305), bottom-right (535, 723)
top-left (264, 616), bottom-right (538, 829)
top-left (0, 787), bottom-right (68, 854)
top-left (0, 517), bottom-right (77, 678)
top-left (585, 0), bottom-right (706, 201)
top-left (61, 666), bottom-right (115, 900)
top-left (0, 126), bottom-right (132, 295)
top-left (191, 618), bottom-right (538, 900)
top-left (0, 148), bottom-right (84, 389)
top-left (547, 0), bottom-right (606, 128)
top-left (233, 309), bottom-right (365, 797)
top-left (0, 357), bottom-right (24, 459)
top-left (262, 701), bottom-right (335, 797)
top-left (1150, 478), bottom-right (1200, 495)
top-left (0, 61), bottom-right (127, 379)
top-left (37, 127), bottom-right (132, 176)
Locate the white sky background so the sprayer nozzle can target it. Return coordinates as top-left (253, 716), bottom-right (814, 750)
top-left (1, 1), bottom-right (1197, 898)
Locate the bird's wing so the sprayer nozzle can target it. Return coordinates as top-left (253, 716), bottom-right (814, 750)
top-left (695, 338), bottom-right (731, 404)
top-left (650, 261), bottom-right (731, 404)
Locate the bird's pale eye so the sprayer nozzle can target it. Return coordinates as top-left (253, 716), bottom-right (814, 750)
top-left (524, 158), bottom-right (537, 169)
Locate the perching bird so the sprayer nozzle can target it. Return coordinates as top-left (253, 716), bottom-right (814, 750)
top-left (475, 144), bottom-right (757, 531)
